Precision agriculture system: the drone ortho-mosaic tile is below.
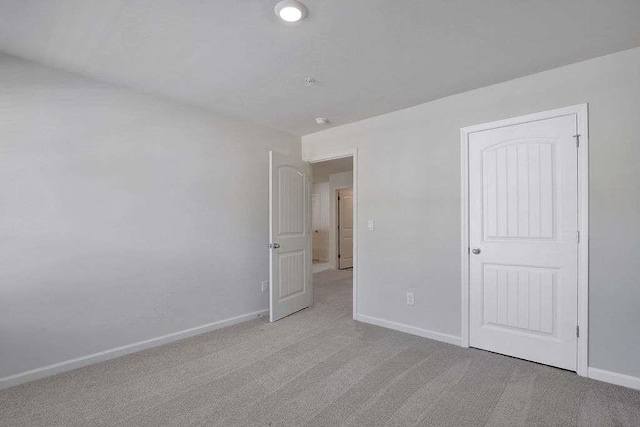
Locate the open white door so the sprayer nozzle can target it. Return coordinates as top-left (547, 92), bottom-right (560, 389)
top-left (269, 151), bottom-right (312, 322)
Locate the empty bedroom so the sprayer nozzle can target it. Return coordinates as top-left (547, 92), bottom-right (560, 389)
top-left (1, 1), bottom-right (639, 425)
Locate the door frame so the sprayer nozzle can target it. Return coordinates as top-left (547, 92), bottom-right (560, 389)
top-left (459, 104), bottom-right (589, 376)
top-left (336, 187), bottom-right (354, 270)
top-left (306, 149), bottom-right (358, 320)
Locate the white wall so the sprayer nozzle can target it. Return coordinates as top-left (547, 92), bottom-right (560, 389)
top-left (303, 47), bottom-right (640, 379)
top-left (0, 53), bottom-right (300, 380)
top-left (311, 182), bottom-right (330, 261)
top-left (328, 172), bottom-right (353, 269)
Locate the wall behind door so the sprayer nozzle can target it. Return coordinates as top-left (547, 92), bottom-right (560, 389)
top-left (303, 47), bottom-right (640, 379)
top-left (0, 53), bottom-right (300, 379)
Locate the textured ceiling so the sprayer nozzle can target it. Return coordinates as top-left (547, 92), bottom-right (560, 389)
top-left (0, 0), bottom-right (639, 135)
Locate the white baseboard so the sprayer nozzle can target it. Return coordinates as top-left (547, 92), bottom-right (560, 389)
top-left (356, 315), bottom-right (640, 391)
top-left (588, 367), bottom-right (640, 391)
top-left (0, 309), bottom-right (268, 391)
top-left (356, 314), bottom-right (462, 346)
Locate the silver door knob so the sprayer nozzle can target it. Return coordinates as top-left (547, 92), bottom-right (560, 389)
top-left (268, 243), bottom-right (280, 249)
top-left (471, 248), bottom-right (481, 255)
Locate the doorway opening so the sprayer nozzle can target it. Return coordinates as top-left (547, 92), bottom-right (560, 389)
top-left (308, 151), bottom-right (357, 319)
top-left (310, 156), bottom-right (353, 272)
top-left (268, 149), bottom-right (357, 323)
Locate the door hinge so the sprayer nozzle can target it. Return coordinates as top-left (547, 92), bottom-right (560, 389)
top-left (468, 247), bottom-right (471, 254)
top-left (577, 230), bottom-right (580, 243)
top-left (576, 325), bottom-right (580, 338)
top-left (338, 254), bottom-right (341, 259)
top-left (573, 134), bottom-right (580, 148)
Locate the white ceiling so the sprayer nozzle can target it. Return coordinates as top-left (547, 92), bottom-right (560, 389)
top-left (312, 157), bottom-right (353, 183)
top-left (0, 1), bottom-right (639, 136)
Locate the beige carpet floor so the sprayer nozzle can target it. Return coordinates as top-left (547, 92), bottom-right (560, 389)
top-left (1, 269), bottom-right (639, 426)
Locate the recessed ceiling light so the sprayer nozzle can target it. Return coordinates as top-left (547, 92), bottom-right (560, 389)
top-left (274, 0), bottom-right (308, 22)
top-left (315, 117), bottom-right (329, 125)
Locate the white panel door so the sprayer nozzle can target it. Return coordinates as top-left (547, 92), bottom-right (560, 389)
top-left (311, 193), bottom-right (321, 261)
top-left (338, 188), bottom-right (353, 269)
top-left (469, 114), bottom-right (578, 370)
top-left (269, 151), bottom-right (312, 322)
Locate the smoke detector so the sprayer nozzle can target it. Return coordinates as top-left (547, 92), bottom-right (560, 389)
top-left (315, 117), bottom-right (329, 125)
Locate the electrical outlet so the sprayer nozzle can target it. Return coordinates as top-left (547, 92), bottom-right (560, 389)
top-left (261, 281), bottom-right (269, 292)
top-left (406, 292), bottom-right (415, 306)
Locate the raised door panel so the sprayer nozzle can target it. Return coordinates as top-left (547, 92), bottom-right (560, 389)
top-left (278, 166), bottom-right (305, 236)
top-left (482, 264), bottom-right (556, 336)
top-left (482, 140), bottom-right (555, 241)
top-left (278, 250), bottom-right (306, 298)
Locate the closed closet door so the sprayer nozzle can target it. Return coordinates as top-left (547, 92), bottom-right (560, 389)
top-left (468, 114), bottom-right (578, 371)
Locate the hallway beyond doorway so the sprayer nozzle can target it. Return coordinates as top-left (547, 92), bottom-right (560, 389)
top-left (312, 261), bottom-right (331, 274)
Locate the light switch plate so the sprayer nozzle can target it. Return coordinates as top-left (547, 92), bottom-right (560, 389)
top-left (367, 220), bottom-right (375, 231)
top-left (261, 281), bottom-right (269, 292)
